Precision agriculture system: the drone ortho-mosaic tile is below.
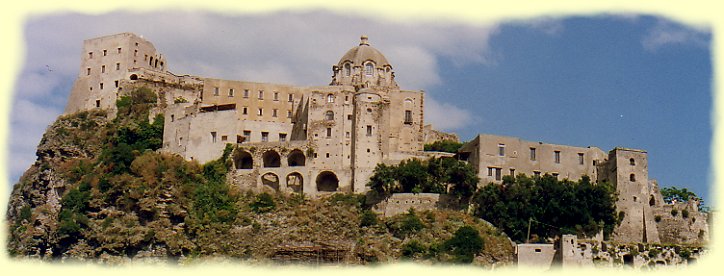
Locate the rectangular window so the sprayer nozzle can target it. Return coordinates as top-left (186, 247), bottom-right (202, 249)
top-left (258, 90), bottom-right (264, 99)
top-left (258, 108), bottom-right (263, 116)
top-left (346, 131), bottom-right (350, 138)
top-left (279, 133), bottom-right (287, 142)
top-left (101, 65), bottom-right (105, 73)
top-left (88, 52), bottom-right (93, 59)
top-left (530, 147), bottom-right (536, 161)
top-left (221, 135), bottom-right (228, 142)
top-left (578, 153), bottom-right (584, 165)
top-left (366, 125), bottom-right (372, 136)
top-left (87, 68), bottom-right (91, 75)
top-left (495, 168), bottom-right (502, 181)
top-left (498, 144), bottom-right (505, 156)
top-left (116, 63), bottom-right (120, 70)
top-left (261, 132), bottom-right (269, 142)
top-left (237, 135), bottom-right (243, 143)
top-left (273, 109), bottom-right (278, 117)
top-left (510, 168), bottom-right (515, 176)
top-left (103, 49), bottom-right (107, 56)
top-left (211, 132), bottom-right (217, 143)
top-left (347, 114), bottom-right (353, 120)
top-left (242, 107), bottom-right (248, 115)
top-left (326, 128), bottom-right (332, 138)
top-left (99, 83), bottom-right (104, 90)
top-left (114, 80), bottom-right (119, 88)
top-left (117, 47), bottom-right (122, 54)
top-left (554, 150), bottom-right (561, 164)
top-left (487, 167), bottom-right (493, 176)
top-left (244, 89), bottom-right (249, 98)
top-left (287, 110), bottom-right (292, 118)
top-left (274, 92), bottom-right (279, 101)
top-left (243, 130), bottom-right (251, 142)
top-left (213, 87), bottom-right (219, 96)
top-left (404, 110), bottom-right (413, 124)
top-left (134, 50), bottom-right (137, 57)
top-left (288, 94), bottom-right (293, 102)
top-left (229, 88), bottom-right (234, 97)
top-left (95, 100), bottom-right (100, 108)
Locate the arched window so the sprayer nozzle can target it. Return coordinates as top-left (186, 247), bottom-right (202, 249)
top-left (365, 62), bottom-right (374, 76)
top-left (263, 150), bottom-right (281, 168)
top-left (325, 110), bottom-right (334, 121)
top-left (630, 158), bottom-right (636, 166)
top-left (344, 63), bottom-right (351, 76)
top-left (287, 149), bottom-right (306, 166)
top-left (327, 94), bottom-right (335, 103)
top-left (233, 150), bottom-right (253, 169)
top-left (316, 171), bottom-right (339, 192)
top-left (630, 173), bottom-right (636, 182)
top-left (261, 172), bottom-right (280, 192)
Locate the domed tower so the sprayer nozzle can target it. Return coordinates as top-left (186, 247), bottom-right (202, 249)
top-left (330, 35), bottom-right (398, 90)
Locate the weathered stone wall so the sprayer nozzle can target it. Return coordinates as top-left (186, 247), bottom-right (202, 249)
top-left (653, 202), bottom-right (709, 244)
top-left (516, 244), bottom-right (556, 270)
top-left (373, 193), bottom-right (459, 217)
top-left (423, 124), bottom-right (459, 144)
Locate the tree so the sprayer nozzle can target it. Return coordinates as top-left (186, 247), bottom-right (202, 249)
top-left (424, 140), bottom-right (463, 153)
top-left (444, 225), bottom-right (484, 263)
top-left (660, 186), bottom-right (701, 205)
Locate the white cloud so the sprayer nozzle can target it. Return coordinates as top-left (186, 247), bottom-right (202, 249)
top-left (641, 19), bottom-right (709, 51)
top-left (10, 10), bottom-right (497, 182)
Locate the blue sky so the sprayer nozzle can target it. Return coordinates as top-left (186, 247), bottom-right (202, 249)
top-left (10, 11), bottom-right (712, 204)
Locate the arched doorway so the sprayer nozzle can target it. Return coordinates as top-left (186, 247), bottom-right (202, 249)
top-left (130, 74), bottom-right (138, 80)
top-left (234, 150), bottom-right (253, 169)
top-left (286, 172), bottom-right (303, 194)
top-left (316, 171), bottom-right (339, 192)
top-left (263, 150), bottom-right (281, 167)
top-left (287, 149), bottom-right (306, 167)
top-left (261, 172), bottom-right (280, 192)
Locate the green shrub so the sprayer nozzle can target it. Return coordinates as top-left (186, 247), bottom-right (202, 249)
top-left (19, 206), bottom-right (32, 222)
top-left (250, 193), bottom-right (276, 213)
top-left (648, 248), bottom-right (661, 258)
top-left (443, 225), bottom-right (484, 263)
top-left (360, 210), bottom-right (378, 227)
top-left (424, 140), bottom-right (463, 153)
top-left (388, 209), bottom-right (424, 238)
top-left (401, 240), bottom-right (426, 259)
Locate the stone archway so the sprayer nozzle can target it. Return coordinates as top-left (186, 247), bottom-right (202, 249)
top-left (261, 172), bottom-right (280, 192)
top-left (286, 172), bottom-right (303, 194)
top-left (234, 150), bottom-right (253, 169)
top-left (316, 171), bottom-right (339, 192)
top-left (263, 150), bottom-right (281, 168)
top-left (287, 149), bottom-right (306, 167)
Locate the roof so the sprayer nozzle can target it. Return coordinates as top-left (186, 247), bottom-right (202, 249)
top-left (337, 35), bottom-right (391, 67)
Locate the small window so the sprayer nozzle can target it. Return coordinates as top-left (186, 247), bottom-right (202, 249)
top-left (89, 86), bottom-right (92, 91)
top-left (630, 158), bottom-right (636, 166)
top-left (103, 49), bottom-right (107, 56)
top-left (510, 168), bottom-right (515, 176)
top-left (287, 110), bottom-right (292, 118)
top-left (344, 63), bottom-right (351, 76)
top-left (288, 94), bottom-right (293, 102)
top-left (552, 173), bottom-right (559, 179)
top-left (366, 125), bottom-right (372, 136)
top-left (365, 63), bottom-right (374, 76)
top-left (244, 89), bottom-right (249, 98)
top-left (347, 114), bottom-right (352, 120)
top-left (114, 80), bottom-right (119, 88)
top-left (213, 87), bottom-right (219, 96)
top-left (630, 174), bottom-right (636, 182)
top-left (487, 167), bottom-right (493, 176)
top-left (274, 92), bottom-right (279, 101)
top-left (229, 88), bottom-right (234, 97)
top-left (258, 108), bottom-right (263, 116)
top-left (346, 132), bottom-right (350, 138)
top-left (495, 168), bottom-right (502, 181)
top-left (258, 90), bottom-right (264, 99)
top-left (404, 110), bottom-right (413, 124)
top-left (95, 100), bottom-right (100, 108)
top-left (101, 65), bottom-right (105, 73)
top-left (211, 132), bottom-right (217, 143)
top-left (530, 148), bottom-right (537, 161)
top-left (116, 63), bottom-right (120, 70)
top-left (261, 132), bottom-right (269, 142)
top-left (498, 144), bottom-right (505, 156)
top-left (326, 128), bottom-right (332, 138)
top-left (221, 135), bottom-right (228, 142)
top-left (327, 94), bottom-right (335, 103)
top-left (87, 68), bottom-right (91, 75)
top-left (170, 114), bottom-right (175, 122)
top-left (134, 50), bottom-right (137, 57)
top-left (243, 130), bottom-right (251, 141)
top-left (533, 171), bottom-right (541, 177)
top-left (88, 52), bottom-right (93, 59)
top-left (99, 83), bottom-right (104, 90)
top-left (325, 111), bottom-right (334, 120)
top-left (117, 47), bottom-right (122, 54)
top-left (578, 153), bottom-right (584, 165)
top-left (242, 107), bottom-right (248, 115)
top-left (554, 150), bottom-right (561, 164)
top-left (279, 133), bottom-right (287, 142)
top-left (273, 109), bottom-right (278, 117)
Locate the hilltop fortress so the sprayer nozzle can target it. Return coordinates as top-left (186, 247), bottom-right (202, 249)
top-left (64, 33), bottom-right (708, 245)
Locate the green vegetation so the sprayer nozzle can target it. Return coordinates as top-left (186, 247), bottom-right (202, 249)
top-left (443, 225), bottom-right (484, 263)
top-left (249, 193), bottom-right (276, 214)
top-left (367, 157), bottom-right (478, 200)
top-left (472, 174), bottom-right (618, 242)
top-left (660, 186), bottom-right (705, 210)
top-left (424, 140), bottom-right (463, 153)
top-left (387, 209), bottom-right (425, 239)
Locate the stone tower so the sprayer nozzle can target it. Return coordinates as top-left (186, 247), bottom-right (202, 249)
top-left (600, 148), bottom-right (660, 243)
top-left (65, 33), bottom-right (167, 114)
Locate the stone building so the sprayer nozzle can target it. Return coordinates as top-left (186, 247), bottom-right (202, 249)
top-left (63, 32), bottom-right (708, 245)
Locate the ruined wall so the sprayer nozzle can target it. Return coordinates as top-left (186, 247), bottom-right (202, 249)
top-left (423, 124), bottom-right (460, 144)
top-left (372, 193), bottom-right (459, 217)
top-left (653, 201), bottom-right (709, 244)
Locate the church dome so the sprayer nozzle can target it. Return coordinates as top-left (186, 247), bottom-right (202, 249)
top-left (337, 35), bottom-right (391, 67)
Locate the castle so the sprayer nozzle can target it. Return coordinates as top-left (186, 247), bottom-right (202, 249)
top-left (63, 32), bottom-right (708, 245)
